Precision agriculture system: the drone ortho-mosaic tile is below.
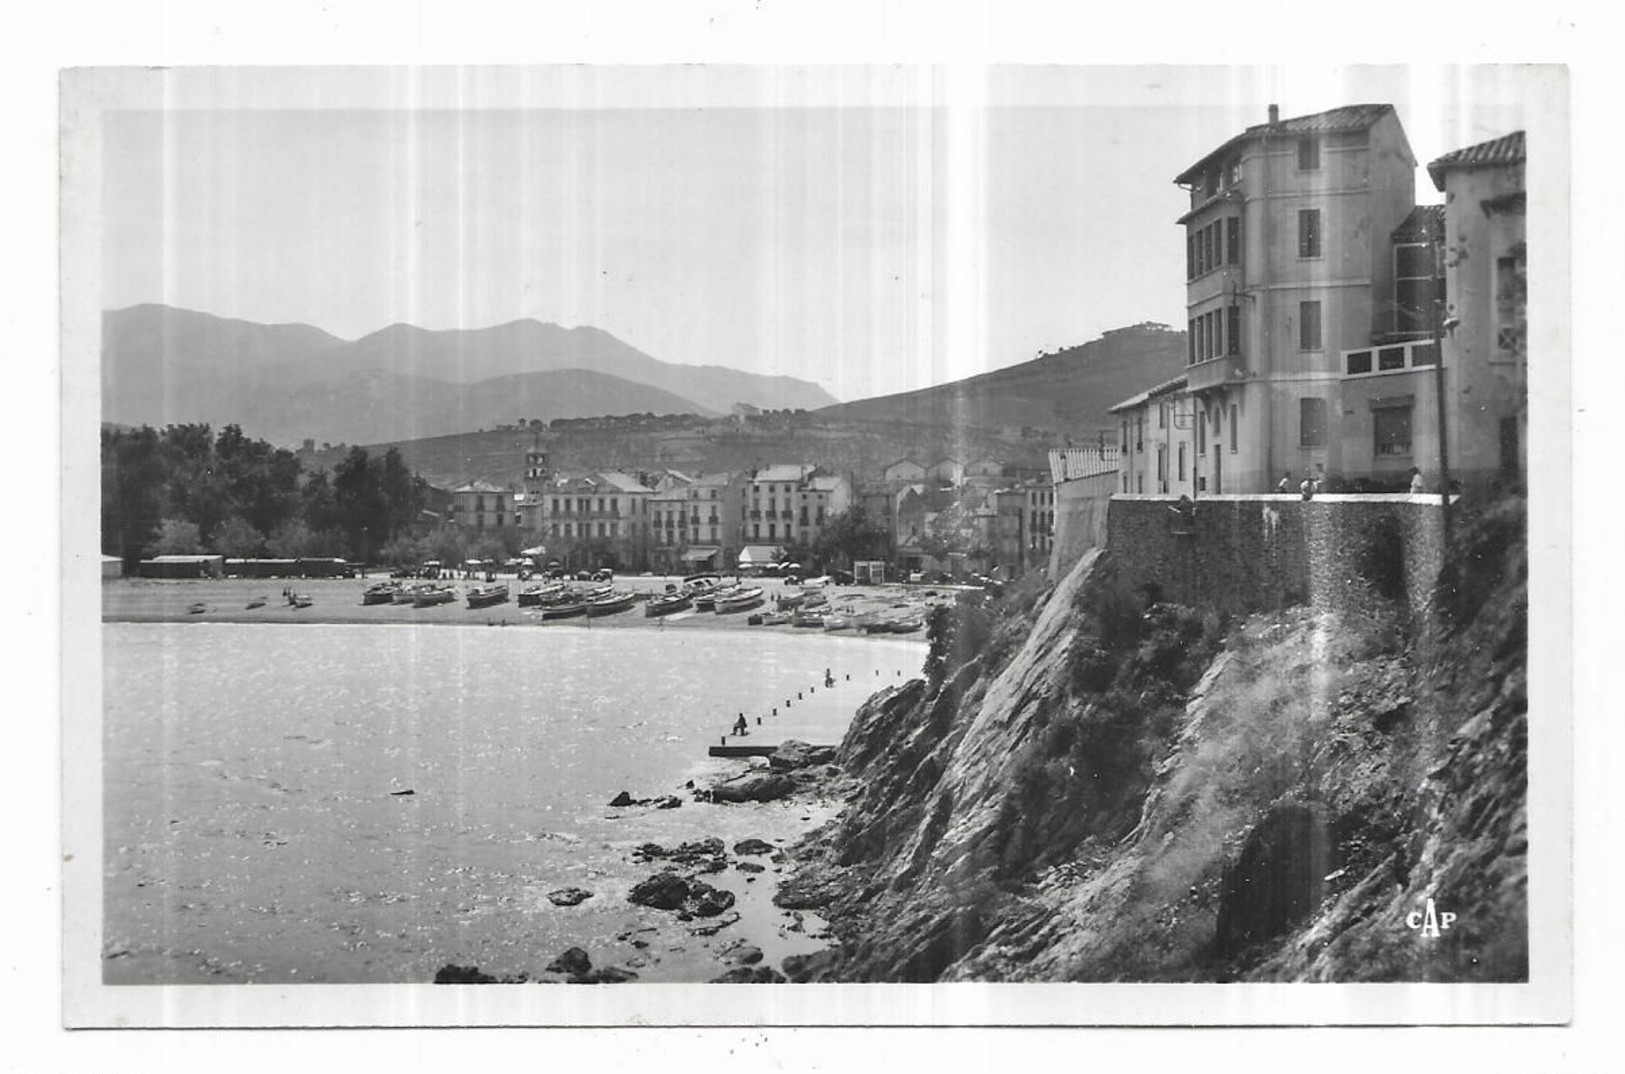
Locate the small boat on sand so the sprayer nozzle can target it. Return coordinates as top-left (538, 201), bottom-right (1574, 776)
top-left (585, 590), bottom-right (639, 617)
top-left (289, 594), bottom-right (313, 609)
top-left (714, 587), bottom-right (766, 614)
top-left (187, 601), bottom-right (208, 615)
top-left (245, 597), bottom-right (267, 610)
top-left (412, 585), bottom-right (457, 608)
top-left (361, 582), bottom-right (401, 605)
top-left (466, 583), bottom-right (510, 609)
top-left (791, 607), bottom-right (828, 628)
top-left (758, 611), bottom-right (791, 626)
top-left (539, 600), bottom-right (587, 620)
top-left (392, 585), bottom-right (424, 605)
top-left (645, 592), bottom-right (693, 617)
top-left (517, 582), bottom-right (565, 607)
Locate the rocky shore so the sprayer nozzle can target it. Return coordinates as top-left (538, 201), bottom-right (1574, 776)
top-left (431, 739), bottom-right (849, 985)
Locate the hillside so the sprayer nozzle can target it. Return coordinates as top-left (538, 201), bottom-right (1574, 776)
top-left (100, 305), bottom-right (835, 445)
top-left (814, 323), bottom-right (1187, 433)
top-left (776, 493), bottom-right (1528, 983)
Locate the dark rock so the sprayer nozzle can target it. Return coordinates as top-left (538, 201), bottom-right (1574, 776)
top-left (653, 795), bottom-right (683, 810)
top-left (1214, 801), bottom-right (1330, 957)
top-left (571, 966), bottom-right (638, 984)
top-left (674, 836), bottom-right (725, 858)
top-left (433, 963), bottom-right (496, 984)
top-left (769, 739), bottom-right (817, 770)
top-left (733, 838), bottom-right (776, 856)
top-left (781, 949), bottom-right (841, 983)
top-left (710, 773), bottom-right (796, 804)
top-left (546, 887), bottom-right (594, 907)
top-left (608, 791), bottom-right (635, 807)
top-left (689, 880), bottom-right (737, 917)
top-left (545, 946), bottom-right (592, 976)
top-left (689, 910), bottom-right (740, 936)
top-left (629, 872), bottom-right (691, 910)
top-left (724, 943), bottom-right (764, 965)
top-left (632, 842), bottom-right (668, 861)
top-left (774, 868), bottom-right (847, 910)
top-left (709, 966), bottom-right (786, 983)
top-left (736, 861), bottom-right (765, 874)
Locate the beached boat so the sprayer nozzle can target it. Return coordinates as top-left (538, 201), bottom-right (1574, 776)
top-left (466, 583), bottom-right (510, 609)
top-left (758, 611), bottom-right (792, 626)
top-left (539, 600), bottom-right (587, 620)
top-left (361, 582), bottom-right (400, 605)
top-left (694, 583), bottom-right (738, 612)
top-left (645, 592), bottom-right (693, 617)
top-left (517, 582), bottom-right (565, 607)
top-left (791, 607), bottom-right (828, 628)
top-left (585, 590), bottom-right (639, 617)
top-left (886, 617), bottom-right (924, 634)
top-left (187, 601), bottom-right (207, 615)
top-left (822, 612), bottom-right (856, 632)
top-left (714, 587), bottom-right (766, 614)
top-left (412, 585), bottom-right (457, 608)
top-left (245, 597), bottom-right (267, 610)
top-left (392, 585), bottom-right (424, 605)
top-left (289, 594), bottom-right (313, 609)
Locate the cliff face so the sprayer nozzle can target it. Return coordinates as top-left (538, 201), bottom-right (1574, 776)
top-left (780, 495), bottom-right (1527, 983)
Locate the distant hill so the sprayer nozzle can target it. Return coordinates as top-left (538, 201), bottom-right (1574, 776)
top-left (101, 305), bottom-right (837, 445)
top-left (813, 323), bottom-right (1188, 434)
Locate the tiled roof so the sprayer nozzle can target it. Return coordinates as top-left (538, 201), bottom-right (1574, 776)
top-left (807, 475), bottom-right (845, 492)
top-left (1392, 204), bottom-right (1445, 243)
top-left (1175, 104), bottom-right (1394, 184)
top-left (1427, 130), bottom-right (1526, 189)
top-left (596, 471), bottom-right (652, 494)
top-left (452, 479), bottom-right (509, 494)
top-left (755, 464), bottom-right (813, 483)
top-left (1107, 374), bottom-right (1189, 414)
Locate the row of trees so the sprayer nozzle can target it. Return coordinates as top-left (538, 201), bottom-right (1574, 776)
top-left (102, 424), bottom-right (429, 565)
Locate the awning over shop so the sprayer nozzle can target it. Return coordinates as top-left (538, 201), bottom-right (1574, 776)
top-left (681, 546), bottom-right (720, 563)
top-left (737, 544), bottom-right (783, 566)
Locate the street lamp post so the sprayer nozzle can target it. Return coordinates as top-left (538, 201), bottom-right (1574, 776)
top-left (1431, 296), bottom-right (1457, 546)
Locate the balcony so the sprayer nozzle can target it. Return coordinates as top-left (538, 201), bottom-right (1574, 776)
top-left (1186, 352), bottom-right (1249, 394)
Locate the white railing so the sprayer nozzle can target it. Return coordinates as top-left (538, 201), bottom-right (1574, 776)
top-left (1049, 446), bottom-right (1121, 484)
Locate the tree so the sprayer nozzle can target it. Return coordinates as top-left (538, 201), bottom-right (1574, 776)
top-left (145, 518), bottom-right (204, 556)
top-left (211, 516), bottom-right (265, 557)
top-left (266, 518), bottom-right (328, 558)
top-left (813, 506), bottom-right (891, 569)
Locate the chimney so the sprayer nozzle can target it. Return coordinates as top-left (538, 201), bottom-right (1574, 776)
top-left (1268, 103), bottom-right (1280, 126)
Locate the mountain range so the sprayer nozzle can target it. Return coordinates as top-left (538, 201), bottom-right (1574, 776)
top-left (101, 305), bottom-right (838, 446)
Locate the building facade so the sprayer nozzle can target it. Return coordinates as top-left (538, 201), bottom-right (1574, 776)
top-left (447, 480), bottom-right (519, 531)
top-left (1109, 105), bottom-right (1527, 496)
top-left (743, 464), bottom-right (853, 548)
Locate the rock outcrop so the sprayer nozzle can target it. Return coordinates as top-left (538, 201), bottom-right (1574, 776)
top-left (779, 493), bottom-right (1529, 984)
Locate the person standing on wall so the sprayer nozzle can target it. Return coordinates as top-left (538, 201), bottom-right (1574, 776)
top-left (1277, 471), bottom-right (1293, 494)
top-left (1409, 467), bottom-right (1425, 494)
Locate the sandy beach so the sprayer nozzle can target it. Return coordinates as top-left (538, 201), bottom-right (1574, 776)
top-left (101, 573), bottom-right (949, 634)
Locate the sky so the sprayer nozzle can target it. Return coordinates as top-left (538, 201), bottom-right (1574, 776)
top-left (96, 65), bottom-right (1539, 402)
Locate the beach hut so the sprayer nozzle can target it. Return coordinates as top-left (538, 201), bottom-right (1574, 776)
top-left (101, 555), bottom-right (124, 580)
top-left (138, 554), bottom-right (225, 579)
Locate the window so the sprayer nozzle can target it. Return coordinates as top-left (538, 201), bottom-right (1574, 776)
top-left (1156, 445), bottom-right (1167, 492)
top-left (1373, 404), bottom-right (1413, 457)
top-left (1346, 350), bottom-right (1372, 375)
top-left (1298, 209), bottom-right (1321, 258)
top-left (1136, 414), bottom-right (1144, 452)
top-left (1299, 397), bottom-right (1327, 447)
top-left (1198, 411), bottom-right (1207, 455)
top-left (1225, 159), bottom-right (1241, 188)
top-left (1177, 443), bottom-right (1187, 481)
top-left (1394, 242), bottom-right (1438, 333)
top-left (1377, 346), bottom-right (1407, 371)
top-left (1298, 136), bottom-right (1320, 171)
top-left (1496, 254), bottom-right (1523, 353)
top-left (1158, 402), bottom-right (1166, 429)
top-left (1204, 224), bottom-right (1215, 271)
top-left (1226, 216), bottom-right (1240, 265)
top-left (1229, 404), bottom-right (1239, 452)
top-left (1188, 320), bottom-right (1197, 364)
top-left (1299, 300), bottom-right (1322, 351)
top-left (1186, 235), bottom-right (1195, 280)
top-left (1226, 304), bottom-right (1241, 356)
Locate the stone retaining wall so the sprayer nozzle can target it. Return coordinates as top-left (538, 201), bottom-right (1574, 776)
top-left (1105, 493), bottom-right (1449, 619)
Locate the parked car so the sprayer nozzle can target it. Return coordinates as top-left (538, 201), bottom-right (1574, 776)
top-left (592, 568), bottom-right (613, 582)
top-left (830, 569), bottom-right (855, 585)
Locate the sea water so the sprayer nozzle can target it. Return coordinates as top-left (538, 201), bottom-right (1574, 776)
top-left (101, 621), bottom-right (923, 983)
